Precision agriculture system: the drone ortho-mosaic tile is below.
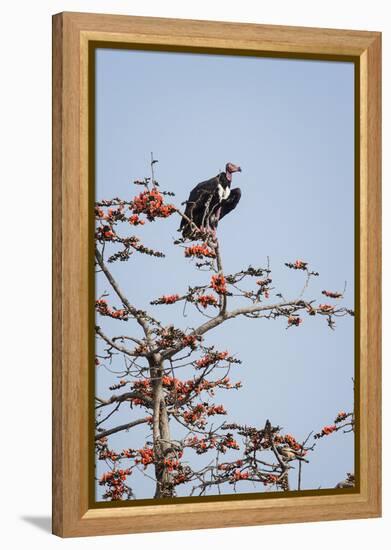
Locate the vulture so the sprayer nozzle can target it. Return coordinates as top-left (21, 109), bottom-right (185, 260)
top-left (180, 162), bottom-right (242, 238)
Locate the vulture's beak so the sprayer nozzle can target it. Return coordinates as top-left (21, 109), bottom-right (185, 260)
top-left (237, 166), bottom-right (242, 172)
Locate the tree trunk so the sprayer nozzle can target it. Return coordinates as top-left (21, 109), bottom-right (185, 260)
top-left (151, 356), bottom-right (175, 498)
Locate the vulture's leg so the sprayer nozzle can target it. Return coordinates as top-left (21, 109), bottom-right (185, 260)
top-left (219, 188), bottom-right (242, 220)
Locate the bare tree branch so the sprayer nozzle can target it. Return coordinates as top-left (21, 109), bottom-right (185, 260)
top-left (95, 417), bottom-right (150, 440)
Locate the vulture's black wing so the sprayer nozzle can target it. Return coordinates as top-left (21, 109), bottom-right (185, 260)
top-left (219, 188), bottom-right (242, 220)
top-left (180, 175), bottom-right (220, 235)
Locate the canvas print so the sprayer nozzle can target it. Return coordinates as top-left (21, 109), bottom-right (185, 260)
top-left (93, 48), bottom-right (356, 503)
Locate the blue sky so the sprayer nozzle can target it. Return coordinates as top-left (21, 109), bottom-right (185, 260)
top-left (95, 48), bottom-right (355, 500)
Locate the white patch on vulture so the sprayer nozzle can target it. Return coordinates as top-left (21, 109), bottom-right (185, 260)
top-left (218, 184), bottom-right (231, 201)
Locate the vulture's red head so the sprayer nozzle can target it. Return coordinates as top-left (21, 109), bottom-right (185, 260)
top-left (225, 162), bottom-right (242, 174)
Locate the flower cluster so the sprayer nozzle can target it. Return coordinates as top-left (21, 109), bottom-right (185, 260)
top-left (171, 466), bottom-right (193, 486)
top-left (98, 448), bottom-right (120, 461)
top-left (95, 206), bottom-right (105, 219)
top-left (95, 225), bottom-right (115, 241)
top-left (262, 474), bottom-right (279, 486)
top-left (151, 294), bottom-right (180, 305)
top-left (335, 411), bottom-right (349, 423)
top-left (183, 403), bottom-right (226, 427)
top-left (95, 299), bottom-right (128, 320)
top-left (217, 434), bottom-right (240, 453)
top-left (256, 277), bottom-right (272, 298)
top-left (274, 433), bottom-right (302, 451)
top-left (95, 205), bottom-right (127, 223)
top-left (314, 424), bottom-right (337, 439)
top-left (181, 334), bottom-right (200, 350)
top-left (135, 446), bottom-right (155, 468)
top-left (218, 459), bottom-right (244, 471)
top-left (120, 448), bottom-right (138, 459)
top-left (184, 244), bottom-right (216, 259)
top-left (185, 435), bottom-right (217, 454)
top-left (232, 469), bottom-right (250, 482)
top-left (130, 375), bottom-right (240, 411)
top-left (99, 468), bottom-right (132, 500)
top-left (132, 188), bottom-right (175, 221)
top-left (197, 294), bottom-right (218, 308)
top-left (106, 206), bottom-right (127, 222)
top-left (318, 304), bottom-right (334, 313)
top-left (195, 351), bottom-right (229, 369)
top-left (210, 274), bottom-right (228, 295)
top-left (153, 327), bottom-right (202, 351)
top-left (287, 316), bottom-right (302, 327)
top-left (163, 458), bottom-right (181, 472)
top-left (129, 214), bottom-right (145, 226)
top-left (285, 259), bottom-right (308, 270)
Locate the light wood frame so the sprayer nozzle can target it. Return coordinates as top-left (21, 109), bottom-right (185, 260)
top-left (52, 12), bottom-right (381, 537)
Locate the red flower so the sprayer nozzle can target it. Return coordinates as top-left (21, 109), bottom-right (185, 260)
top-left (129, 214), bottom-right (145, 226)
top-left (263, 474), bottom-right (278, 485)
top-left (197, 294), bottom-right (218, 308)
top-left (195, 351), bottom-right (228, 369)
top-left (161, 294), bottom-right (180, 304)
top-left (182, 335), bottom-right (199, 349)
top-left (335, 411), bottom-right (349, 423)
top-left (210, 274), bottom-right (228, 295)
top-left (95, 225), bottom-right (115, 241)
top-left (132, 189), bottom-right (175, 221)
top-left (322, 424), bottom-right (337, 435)
top-left (135, 447), bottom-right (155, 468)
top-left (95, 206), bottom-right (105, 218)
top-left (163, 458), bottom-right (180, 471)
top-left (314, 424), bottom-right (337, 439)
top-left (294, 259), bottom-right (307, 269)
top-left (233, 469), bottom-right (249, 481)
top-left (287, 316), bottom-right (302, 327)
top-left (95, 299), bottom-right (128, 320)
top-left (184, 244), bottom-right (216, 259)
top-left (319, 304), bottom-right (334, 312)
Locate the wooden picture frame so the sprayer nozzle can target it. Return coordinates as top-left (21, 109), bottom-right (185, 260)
top-left (52, 12), bottom-right (381, 537)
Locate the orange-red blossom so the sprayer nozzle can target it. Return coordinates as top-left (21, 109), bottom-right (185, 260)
top-left (132, 188), bottom-right (175, 220)
top-left (197, 294), bottom-right (218, 308)
top-left (99, 468), bottom-right (132, 485)
top-left (315, 424), bottom-right (337, 439)
top-left (184, 244), bottom-right (216, 259)
top-left (135, 447), bottom-right (155, 468)
top-left (322, 424), bottom-right (337, 435)
top-left (129, 214), bottom-right (145, 226)
top-left (287, 316), bottom-right (302, 327)
top-left (233, 469), bottom-right (249, 481)
top-left (161, 294), bottom-right (180, 304)
top-left (335, 411), bottom-right (349, 423)
top-left (95, 299), bottom-right (128, 320)
top-left (210, 274), bottom-right (228, 294)
top-left (319, 304), bottom-right (334, 312)
top-left (195, 351), bottom-right (229, 368)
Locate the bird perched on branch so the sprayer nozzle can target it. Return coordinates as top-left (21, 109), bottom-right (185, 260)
top-left (276, 445), bottom-right (309, 463)
top-left (179, 162), bottom-right (242, 238)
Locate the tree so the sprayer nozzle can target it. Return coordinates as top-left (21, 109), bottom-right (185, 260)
top-left (94, 158), bottom-right (355, 501)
